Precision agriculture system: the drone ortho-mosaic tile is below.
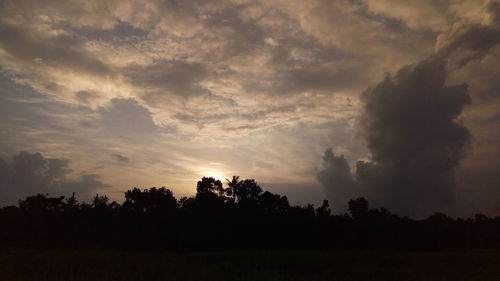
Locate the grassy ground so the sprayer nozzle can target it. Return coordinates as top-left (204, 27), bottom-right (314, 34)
top-left (0, 249), bottom-right (498, 281)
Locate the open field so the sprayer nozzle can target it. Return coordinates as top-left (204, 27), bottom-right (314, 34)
top-left (0, 249), bottom-right (498, 281)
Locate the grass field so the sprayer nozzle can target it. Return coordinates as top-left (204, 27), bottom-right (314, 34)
top-left (0, 249), bottom-right (498, 281)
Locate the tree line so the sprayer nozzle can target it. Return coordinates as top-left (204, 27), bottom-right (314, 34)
top-left (0, 176), bottom-right (498, 251)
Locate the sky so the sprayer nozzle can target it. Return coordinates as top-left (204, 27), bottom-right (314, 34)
top-left (0, 0), bottom-right (499, 218)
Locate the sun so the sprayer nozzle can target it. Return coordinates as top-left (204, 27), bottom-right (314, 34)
top-left (205, 171), bottom-right (226, 181)
top-left (196, 164), bottom-right (228, 182)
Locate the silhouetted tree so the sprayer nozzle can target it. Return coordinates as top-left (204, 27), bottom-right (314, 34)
top-left (348, 197), bottom-right (369, 220)
top-left (122, 187), bottom-right (177, 214)
top-left (0, 176), bottom-right (498, 251)
top-left (258, 191), bottom-right (289, 213)
top-left (93, 194), bottom-right (110, 208)
top-left (63, 192), bottom-right (79, 213)
top-left (196, 177), bottom-right (224, 197)
top-left (233, 179), bottom-right (262, 202)
top-left (316, 200), bottom-right (331, 217)
top-left (225, 175), bottom-right (240, 198)
top-left (19, 194), bottom-right (64, 213)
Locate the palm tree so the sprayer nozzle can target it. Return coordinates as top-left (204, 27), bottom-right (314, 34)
top-left (225, 175), bottom-right (241, 198)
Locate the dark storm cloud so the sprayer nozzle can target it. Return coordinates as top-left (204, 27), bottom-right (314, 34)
top-left (0, 22), bottom-right (111, 76)
top-left (317, 149), bottom-right (360, 211)
top-left (318, 2), bottom-right (500, 217)
top-left (355, 58), bottom-right (471, 216)
top-left (318, 58), bottom-right (472, 216)
top-left (0, 152), bottom-right (109, 206)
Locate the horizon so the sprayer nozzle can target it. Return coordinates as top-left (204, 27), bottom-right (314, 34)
top-left (4, 173), bottom-right (499, 220)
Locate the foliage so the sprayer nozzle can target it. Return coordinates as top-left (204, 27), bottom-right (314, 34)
top-left (0, 176), bottom-right (499, 251)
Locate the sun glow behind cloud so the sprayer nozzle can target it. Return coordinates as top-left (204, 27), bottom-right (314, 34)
top-left (203, 171), bottom-right (227, 182)
top-left (196, 162), bottom-right (229, 182)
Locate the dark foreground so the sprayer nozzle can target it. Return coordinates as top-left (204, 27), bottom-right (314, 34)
top-left (0, 249), bottom-right (498, 281)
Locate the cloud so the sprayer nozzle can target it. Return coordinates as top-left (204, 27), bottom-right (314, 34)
top-left (125, 60), bottom-right (209, 98)
top-left (60, 174), bottom-right (109, 198)
top-left (0, 0), bottom-right (431, 134)
top-left (111, 153), bottom-right (130, 164)
top-left (356, 57), bottom-right (471, 216)
top-left (0, 0), bottom-right (498, 217)
top-left (0, 151), bottom-right (109, 206)
top-left (318, 1), bottom-right (500, 217)
top-left (99, 98), bottom-right (159, 142)
top-left (318, 58), bottom-right (473, 216)
top-left (202, 5), bottom-right (267, 58)
top-left (364, 0), bottom-right (455, 31)
top-left (317, 149), bottom-right (360, 211)
top-left (437, 25), bottom-right (500, 61)
top-left (0, 22), bottom-right (111, 76)
top-left (445, 44), bottom-right (500, 216)
top-left (269, 55), bottom-right (372, 95)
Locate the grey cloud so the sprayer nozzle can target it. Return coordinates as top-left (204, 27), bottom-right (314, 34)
top-left (0, 0), bottom-right (121, 30)
top-left (243, 10), bottom-right (421, 97)
top-left (320, 58), bottom-right (472, 217)
top-left (274, 66), bottom-right (366, 95)
top-left (172, 104), bottom-right (298, 130)
top-left (318, 1), bottom-right (500, 217)
top-left (438, 25), bottom-right (500, 66)
top-left (453, 126), bottom-right (500, 217)
top-left (99, 98), bottom-right (159, 143)
top-left (0, 22), bottom-right (111, 76)
top-left (0, 151), bottom-right (109, 206)
top-left (317, 149), bottom-right (360, 212)
top-left (60, 174), bottom-right (109, 199)
top-left (258, 38), bottom-right (373, 95)
top-left (75, 91), bottom-right (99, 104)
top-left (194, 2), bottom-right (378, 97)
top-left (357, 62), bottom-right (471, 217)
top-left (126, 60), bottom-right (209, 98)
top-left (224, 125), bottom-right (259, 132)
top-left (436, 0), bottom-right (500, 65)
top-left (111, 153), bottom-right (130, 164)
top-left (239, 105), bottom-right (297, 121)
top-left (174, 113), bottom-right (199, 123)
top-left (361, 59), bottom-right (470, 165)
top-left (363, 0), bottom-right (457, 32)
top-left (263, 181), bottom-right (325, 207)
top-left (203, 5), bottom-right (266, 57)
top-left (485, 0), bottom-right (500, 27)
top-left (206, 92), bottom-right (238, 107)
top-left (69, 21), bottom-right (148, 40)
top-left (78, 121), bottom-right (95, 128)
